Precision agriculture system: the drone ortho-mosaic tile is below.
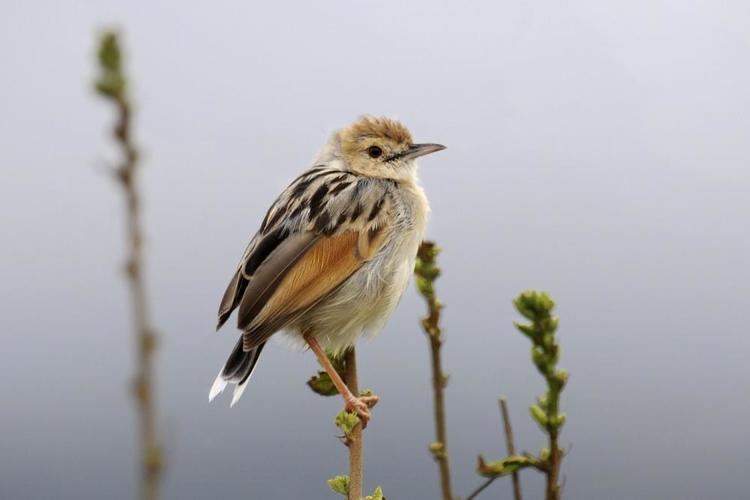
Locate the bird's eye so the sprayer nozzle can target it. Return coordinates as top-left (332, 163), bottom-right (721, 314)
top-left (367, 145), bottom-right (383, 159)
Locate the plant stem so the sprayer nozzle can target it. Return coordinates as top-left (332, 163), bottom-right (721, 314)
top-left (117, 77), bottom-right (162, 500)
top-left (475, 292), bottom-right (567, 499)
top-left (415, 242), bottom-right (454, 500)
top-left (430, 331), bottom-right (453, 500)
top-left (547, 429), bottom-right (561, 500)
top-left (464, 477), bottom-right (496, 500)
top-left (500, 398), bottom-right (522, 500)
top-left (343, 347), bottom-right (363, 500)
top-left (512, 290), bottom-right (566, 500)
top-left (95, 32), bottom-right (162, 500)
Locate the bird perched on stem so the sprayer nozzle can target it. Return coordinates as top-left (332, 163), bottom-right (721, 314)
top-left (209, 116), bottom-right (445, 425)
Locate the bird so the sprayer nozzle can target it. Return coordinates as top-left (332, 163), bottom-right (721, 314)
top-left (208, 116), bottom-right (445, 425)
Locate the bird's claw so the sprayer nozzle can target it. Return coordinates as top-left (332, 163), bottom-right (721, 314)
top-left (345, 394), bottom-right (379, 428)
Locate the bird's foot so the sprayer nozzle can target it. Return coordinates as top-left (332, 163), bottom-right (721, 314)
top-left (344, 393), bottom-right (379, 428)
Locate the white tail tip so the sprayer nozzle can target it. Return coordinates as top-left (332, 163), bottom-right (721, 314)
top-left (208, 370), bottom-right (228, 402)
top-left (230, 380), bottom-right (249, 407)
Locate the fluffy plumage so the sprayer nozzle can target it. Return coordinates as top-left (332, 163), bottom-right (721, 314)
top-left (209, 116), bottom-right (443, 406)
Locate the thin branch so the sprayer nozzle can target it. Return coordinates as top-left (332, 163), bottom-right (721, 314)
top-left (342, 347), bottom-right (363, 500)
top-left (470, 455), bottom-right (543, 499)
top-left (500, 398), bottom-right (523, 500)
top-left (94, 31), bottom-right (163, 500)
top-left (465, 477), bottom-right (496, 500)
top-left (428, 330), bottom-right (453, 500)
top-left (547, 430), bottom-right (562, 500)
top-left (316, 347), bottom-right (379, 499)
top-left (415, 241), bottom-right (455, 500)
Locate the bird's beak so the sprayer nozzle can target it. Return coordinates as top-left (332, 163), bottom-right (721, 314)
top-left (403, 143), bottom-right (446, 160)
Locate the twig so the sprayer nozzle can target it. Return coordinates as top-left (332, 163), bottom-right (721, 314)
top-left (428, 327), bottom-right (453, 500)
top-left (500, 398), bottom-right (522, 500)
top-left (316, 348), bottom-right (381, 499)
top-left (547, 428), bottom-right (561, 500)
top-left (464, 477), bottom-right (496, 500)
top-left (94, 31), bottom-right (163, 500)
top-left (415, 241), bottom-right (455, 500)
top-left (342, 347), bottom-right (363, 500)
top-left (470, 454), bottom-right (543, 499)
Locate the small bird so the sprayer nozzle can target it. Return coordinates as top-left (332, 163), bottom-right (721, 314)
top-left (209, 116), bottom-right (444, 424)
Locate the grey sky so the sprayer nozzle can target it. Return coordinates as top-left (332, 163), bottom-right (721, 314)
top-left (2, 1), bottom-right (749, 499)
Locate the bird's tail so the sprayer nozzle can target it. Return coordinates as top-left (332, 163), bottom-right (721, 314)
top-left (209, 339), bottom-right (265, 407)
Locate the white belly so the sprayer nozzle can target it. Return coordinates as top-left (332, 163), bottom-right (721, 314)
top-left (284, 180), bottom-right (429, 354)
top-left (287, 228), bottom-right (420, 354)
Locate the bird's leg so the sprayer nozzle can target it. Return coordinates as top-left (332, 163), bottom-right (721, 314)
top-left (304, 332), bottom-right (378, 427)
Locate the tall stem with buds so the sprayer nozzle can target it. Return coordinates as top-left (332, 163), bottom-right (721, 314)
top-left (310, 349), bottom-right (384, 500)
top-left (415, 241), bottom-right (455, 500)
top-left (94, 31), bottom-right (163, 500)
top-left (476, 290), bottom-right (567, 500)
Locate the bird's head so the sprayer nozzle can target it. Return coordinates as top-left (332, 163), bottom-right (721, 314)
top-left (336, 116), bottom-right (445, 181)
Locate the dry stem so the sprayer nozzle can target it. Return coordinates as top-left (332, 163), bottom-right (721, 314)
top-left (465, 478), bottom-right (496, 500)
top-left (343, 347), bottom-right (363, 500)
top-left (547, 430), bottom-right (561, 500)
top-left (429, 330), bottom-right (453, 500)
top-left (95, 32), bottom-right (163, 500)
top-left (116, 80), bottom-right (162, 500)
top-left (500, 398), bottom-right (522, 500)
top-left (415, 242), bottom-right (455, 500)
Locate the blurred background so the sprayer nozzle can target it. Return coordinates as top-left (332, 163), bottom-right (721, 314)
top-left (2, 1), bottom-right (749, 499)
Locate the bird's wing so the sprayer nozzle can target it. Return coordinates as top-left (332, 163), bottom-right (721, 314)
top-left (239, 227), bottom-right (388, 350)
top-left (216, 228), bottom-right (315, 330)
top-left (216, 166), bottom-right (393, 349)
top-left (216, 165), bottom-right (346, 331)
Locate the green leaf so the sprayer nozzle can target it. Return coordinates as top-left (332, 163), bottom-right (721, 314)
top-left (416, 241), bottom-right (441, 262)
top-left (529, 404), bottom-right (548, 428)
top-left (513, 290), bottom-right (556, 320)
top-left (537, 393), bottom-right (549, 411)
top-left (551, 413), bottom-right (567, 429)
top-left (97, 32), bottom-right (121, 71)
top-left (531, 345), bottom-right (547, 371)
top-left (415, 241), bottom-right (442, 297)
top-left (415, 276), bottom-right (434, 296)
top-left (477, 455), bottom-right (538, 478)
top-left (537, 291), bottom-right (555, 311)
top-left (306, 350), bottom-right (346, 396)
top-left (95, 75), bottom-right (125, 98)
top-left (335, 410), bottom-right (360, 435)
top-left (513, 299), bottom-right (536, 321)
top-left (547, 316), bottom-right (560, 333)
top-left (365, 486), bottom-right (385, 500)
top-left (327, 475), bottom-right (350, 496)
top-left (429, 441), bottom-right (445, 459)
top-left (306, 371), bottom-right (339, 396)
top-left (94, 31), bottom-right (126, 99)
